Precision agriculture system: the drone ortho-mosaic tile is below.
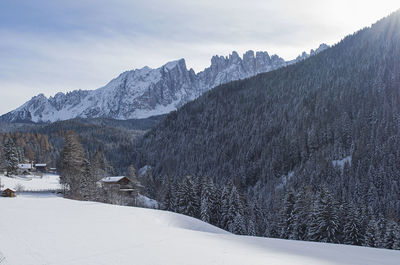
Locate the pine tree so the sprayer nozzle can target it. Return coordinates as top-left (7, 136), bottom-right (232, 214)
top-left (279, 189), bottom-right (296, 239)
top-left (177, 176), bottom-right (199, 218)
top-left (364, 218), bottom-right (378, 248)
top-left (375, 215), bottom-right (387, 248)
top-left (384, 220), bottom-right (400, 250)
top-left (91, 151), bottom-right (110, 181)
top-left (194, 175), bottom-right (203, 211)
top-left (337, 201), bottom-right (349, 243)
top-left (232, 212), bottom-right (246, 235)
top-left (309, 187), bottom-right (340, 243)
top-left (252, 198), bottom-right (267, 236)
top-left (211, 184), bottom-right (222, 226)
top-left (162, 176), bottom-right (177, 212)
top-left (141, 168), bottom-right (157, 198)
top-left (59, 131), bottom-right (87, 199)
top-left (4, 139), bottom-right (19, 176)
top-left (226, 186), bottom-right (245, 234)
top-left (80, 158), bottom-right (98, 200)
top-left (126, 164), bottom-right (141, 196)
top-left (290, 188), bottom-right (311, 240)
top-left (308, 201), bottom-right (319, 241)
top-left (265, 217), bottom-right (280, 239)
top-left (247, 218), bottom-right (256, 236)
top-left (219, 186), bottom-right (231, 229)
top-left (0, 145), bottom-right (6, 171)
top-left (16, 146), bottom-right (24, 164)
top-left (343, 204), bottom-right (362, 246)
top-left (128, 165), bottom-right (137, 181)
top-left (200, 176), bottom-right (215, 223)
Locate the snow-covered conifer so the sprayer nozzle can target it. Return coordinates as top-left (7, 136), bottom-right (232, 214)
top-left (309, 187), bottom-right (340, 243)
top-left (343, 204), bottom-right (362, 245)
top-left (279, 189), bottom-right (296, 239)
top-left (4, 139), bottom-right (19, 176)
top-left (200, 176), bottom-right (215, 223)
top-left (364, 218), bottom-right (377, 248)
top-left (177, 176), bottom-right (199, 218)
top-left (384, 220), bottom-right (400, 250)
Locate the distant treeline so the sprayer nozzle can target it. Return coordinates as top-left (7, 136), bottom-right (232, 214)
top-left (0, 116), bottom-right (164, 174)
top-left (0, 132), bottom-right (53, 169)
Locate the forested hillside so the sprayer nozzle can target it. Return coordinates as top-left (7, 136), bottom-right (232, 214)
top-left (134, 11), bottom-right (400, 248)
top-left (0, 116), bottom-right (163, 173)
top-left (0, 132), bottom-right (53, 169)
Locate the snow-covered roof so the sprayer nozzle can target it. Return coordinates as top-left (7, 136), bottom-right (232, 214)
top-left (35, 164), bottom-right (47, 167)
top-left (100, 176), bottom-right (127, 183)
top-left (18, 164), bottom-right (32, 169)
top-left (119, 188), bottom-right (135, 192)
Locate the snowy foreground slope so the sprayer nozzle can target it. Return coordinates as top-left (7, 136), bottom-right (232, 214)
top-left (0, 196), bottom-right (399, 265)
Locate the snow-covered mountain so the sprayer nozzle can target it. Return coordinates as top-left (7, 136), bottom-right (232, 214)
top-left (1, 44), bottom-right (328, 123)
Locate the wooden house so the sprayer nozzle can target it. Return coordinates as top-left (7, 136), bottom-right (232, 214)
top-left (99, 176), bottom-right (140, 196)
top-left (100, 176), bottom-right (132, 189)
top-left (2, 188), bottom-right (16, 197)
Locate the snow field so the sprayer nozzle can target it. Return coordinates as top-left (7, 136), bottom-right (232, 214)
top-left (0, 195), bottom-right (399, 265)
top-left (0, 174), bottom-right (61, 191)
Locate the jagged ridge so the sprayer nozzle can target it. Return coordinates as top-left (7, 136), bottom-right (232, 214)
top-left (1, 44), bottom-right (328, 123)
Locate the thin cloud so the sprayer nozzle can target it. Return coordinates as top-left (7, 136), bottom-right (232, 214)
top-left (0, 0), bottom-right (399, 114)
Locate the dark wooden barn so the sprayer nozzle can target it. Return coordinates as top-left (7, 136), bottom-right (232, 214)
top-left (2, 188), bottom-right (16, 197)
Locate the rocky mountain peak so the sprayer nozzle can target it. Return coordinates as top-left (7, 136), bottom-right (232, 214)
top-left (1, 44), bottom-right (329, 123)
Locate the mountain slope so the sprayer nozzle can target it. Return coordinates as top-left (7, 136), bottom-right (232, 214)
top-left (0, 195), bottom-right (398, 265)
top-left (0, 45), bottom-right (328, 123)
top-left (137, 11), bottom-right (400, 182)
top-left (134, 11), bottom-right (400, 231)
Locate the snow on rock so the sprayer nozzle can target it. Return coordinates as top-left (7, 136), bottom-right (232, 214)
top-left (276, 171), bottom-right (294, 190)
top-left (0, 45), bottom-right (329, 123)
top-left (0, 195), bottom-right (399, 265)
top-left (138, 165), bottom-right (152, 177)
top-left (332, 156), bottom-right (352, 172)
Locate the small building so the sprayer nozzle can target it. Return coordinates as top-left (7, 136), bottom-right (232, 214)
top-left (99, 176), bottom-right (141, 196)
top-left (100, 176), bottom-right (132, 189)
top-left (18, 163), bottom-right (33, 175)
top-left (2, 188), bottom-right (16, 197)
top-left (35, 164), bottom-right (47, 173)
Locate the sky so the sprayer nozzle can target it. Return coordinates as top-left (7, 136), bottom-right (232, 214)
top-left (0, 0), bottom-right (399, 115)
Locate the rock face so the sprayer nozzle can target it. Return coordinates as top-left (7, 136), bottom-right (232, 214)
top-left (1, 45), bottom-right (328, 123)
